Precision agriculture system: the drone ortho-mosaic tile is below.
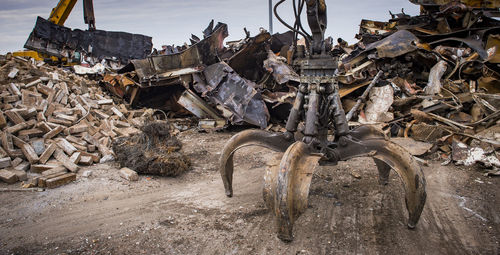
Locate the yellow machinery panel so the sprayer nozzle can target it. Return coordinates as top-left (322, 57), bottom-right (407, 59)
top-left (12, 50), bottom-right (43, 61)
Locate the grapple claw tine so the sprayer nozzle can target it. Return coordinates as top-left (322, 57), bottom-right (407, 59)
top-left (263, 142), bottom-right (321, 242)
top-left (371, 144), bottom-right (427, 229)
top-left (374, 158), bottom-right (391, 185)
top-left (219, 130), bottom-right (292, 197)
top-left (337, 126), bottom-right (427, 230)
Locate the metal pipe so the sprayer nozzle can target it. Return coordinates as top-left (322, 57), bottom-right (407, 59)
top-left (332, 91), bottom-right (349, 136)
top-left (269, 0), bottom-right (273, 34)
top-left (285, 87), bottom-right (305, 133)
top-left (304, 85), bottom-right (319, 138)
top-left (345, 70), bottom-right (384, 121)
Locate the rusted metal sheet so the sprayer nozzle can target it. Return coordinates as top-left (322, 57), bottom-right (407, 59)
top-left (342, 30), bottom-right (419, 78)
top-left (263, 50), bottom-right (299, 84)
top-left (410, 0), bottom-right (500, 8)
top-left (177, 89), bottom-right (224, 121)
top-left (155, 67), bottom-right (203, 80)
top-left (130, 22), bottom-right (228, 84)
top-left (269, 31), bottom-right (295, 53)
top-left (202, 62), bottom-right (269, 128)
top-left (364, 30), bottom-right (419, 58)
top-left (25, 16), bottom-right (152, 64)
top-left (359, 19), bottom-right (396, 36)
top-left (429, 37), bottom-right (489, 60)
top-left (228, 32), bottom-right (271, 81)
top-left (261, 87), bottom-right (297, 105)
top-left (486, 34), bottom-right (500, 63)
top-left (191, 73), bottom-right (211, 97)
top-left (101, 74), bottom-right (137, 98)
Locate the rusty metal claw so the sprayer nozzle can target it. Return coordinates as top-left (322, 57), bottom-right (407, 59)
top-left (220, 123), bottom-right (426, 244)
top-left (334, 126), bottom-right (427, 229)
top-left (262, 142), bottom-right (321, 241)
top-left (219, 0), bottom-right (427, 239)
top-left (221, 125), bottom-right (426, 241)
top-left (259, 125), bottom-right (425, 241)
top-left (219, 129), bottom-right (293, 197)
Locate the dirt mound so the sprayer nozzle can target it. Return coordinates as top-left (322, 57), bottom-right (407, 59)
top-left (113, 121), bottom-right (190, 176)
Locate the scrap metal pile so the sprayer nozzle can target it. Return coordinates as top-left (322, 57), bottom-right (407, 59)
top-left (342, 0), bottom-right (500, 170)
top-left (102, 0), bottom-right (500, 170)
top-left (102, 21), bottom-right (297, 129)
top-left (2, 0), bottom-right (498, 188)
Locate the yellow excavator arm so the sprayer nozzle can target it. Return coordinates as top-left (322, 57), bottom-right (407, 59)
top-left (14, 0), bottom-right (96, 63)
top-left (48, 0), bottom-right (78, 26)
top-left (48, 0), bottom-right (95, 30)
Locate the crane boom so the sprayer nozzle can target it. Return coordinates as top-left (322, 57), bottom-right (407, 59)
top-left (48, 0), bottom-right (95, 30)
top-left (48, 0), bottom-right (78, 27)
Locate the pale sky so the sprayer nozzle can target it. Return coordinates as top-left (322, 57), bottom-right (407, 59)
top-left (0, 0), bottom-right (420, 54)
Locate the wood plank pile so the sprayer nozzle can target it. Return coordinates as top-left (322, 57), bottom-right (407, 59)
top-left (0, 55), bottom-right (144, 188)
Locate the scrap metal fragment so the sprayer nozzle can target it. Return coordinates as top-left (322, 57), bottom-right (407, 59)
top-left (261, 87), bottom-right (297, 105)
top-left (429, 37), bottom-right (489, 60)
top-left (424, 60), bottom-right (448, 95)
top-left (228, 32), bottom-right (271, 81)
top-left (25, 16), bottom-right (152, 64)
top-left (359, 85), bottom-right (394, 123)
top-left (263, 50), bottom-right (300, 84)
top-left (203, 62), bottom-right (269, 128)
top-left (128, 22), bottom-right (228, 83)
top-left (364, 30), bottom-right (419, 58)
top-left (359, 19), bottom-right (396, 36)
top-left (410, 123), bottom-right (450, 142)
top-left (177, 89), bottom-right (225, 123)
top-left (101, 74), bottom-right (137, 98)
top-left (409, 0), bottom-right (500, 8)
top-left (269, 31), bottom-right (295, 53)
top-left (452, 139), bottom-right (500, 167)
top-left (346, 70), bottom-right (383, 121)
top-left (338, 61), bottom-right (375, 85)
top-left (391, 138), bottom-right (433, 156)
top-left (486, 34), bottom-right (500, 63)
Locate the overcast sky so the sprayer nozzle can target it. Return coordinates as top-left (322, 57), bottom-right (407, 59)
top-left (0, 0), bottom-right (420, 54)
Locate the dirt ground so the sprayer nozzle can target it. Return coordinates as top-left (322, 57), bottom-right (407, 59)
top-left (0, 130), bottom-right (499, 255)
